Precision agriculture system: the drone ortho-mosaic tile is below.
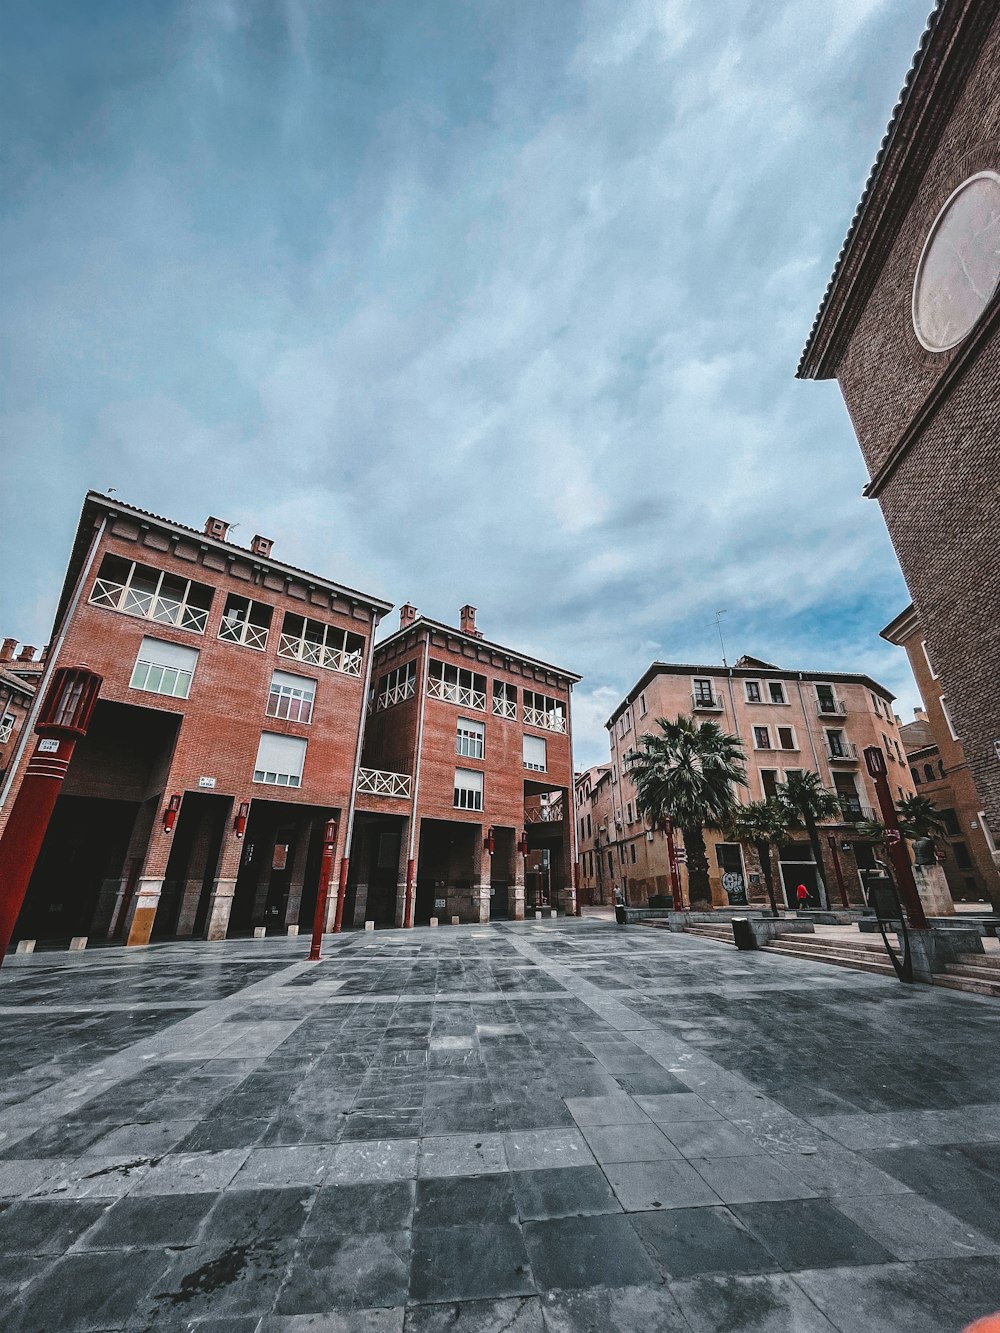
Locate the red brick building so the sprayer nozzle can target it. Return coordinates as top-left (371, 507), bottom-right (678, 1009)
top-left (0, 494), bottom-right (581, 945)
top-left (351, 604), bottom-right (580, 925)
top-left (0, 493), bottom-right (391, 947)
top-left (0, 642), bottom-right (38, 789)
top-left (798, 0), bottom-right (1000, 883)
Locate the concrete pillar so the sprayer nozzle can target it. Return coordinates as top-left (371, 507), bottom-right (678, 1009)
top-left (285, 815), bottom-right (316, 929)
top-left (203, 830), bottom-right (245, 942)
top-left (472, 826), bottom-right (491, 924)
top-left (509, 833), bottom-right (525, 921)
top-left (913, 863), bottom-right (956, 917)
top-left (352, 821), bottom-right (371, 928)
top-left (124, 878), bottom-right (163, 947)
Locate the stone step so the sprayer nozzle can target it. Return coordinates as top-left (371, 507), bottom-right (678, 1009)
top-left (767, 937), bottom-right (888, 958)
top-left (764, 942), bottom-right (896, 977)
top-left (933, 974), bottom-right (1000, 999)
top-left (941, 960), bottom-right (1000, 983)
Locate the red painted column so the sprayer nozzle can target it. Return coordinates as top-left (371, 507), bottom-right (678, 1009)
top-left (864, 745), bottom-right (929, 930)
top-left (664, 818), bottom-right (683, 908)
top-left (333, 856), bottom-right (349, 933)
top-left (309, 818), bottom-right (338, 960)
top-left (827, 835), bottom-right (850, 908)
top-left (0, 667), bottom-right (102, 964)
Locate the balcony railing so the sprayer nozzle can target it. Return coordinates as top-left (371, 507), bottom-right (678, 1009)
top-left (376, 679), bottom-right (416, 710)
top-left (278, 634), bottom-right (362, 677)
top-left (839, 800), bottom-right (877, 824)
top-left (219, 617), bottom-right (268, 651)
top-left (523, 706), bottom-right (566, 733)
top-left (357, 768), bottom-right (412, 799)
top-left (493, 697), bottom-right (517, 720)
top-left (428, 678), bottom-right (486, 710)
top-left (826, 741), bottom-right (858, 762)
top-left (90, 577), bottom-right (209, 634)
top-left (816, 697), bottom-right (847, 717)
top-left (525, 796), bottom-right (564, 824)
top-left (692, 692), bottom-right (722, 711)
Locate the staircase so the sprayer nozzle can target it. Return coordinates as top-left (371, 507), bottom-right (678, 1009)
top-left (933, 952), bottom-right (1000, 998)
top-left (681, 922), bottom-right (741, 944)
top-left (763, 933), bottom-right (896, 978)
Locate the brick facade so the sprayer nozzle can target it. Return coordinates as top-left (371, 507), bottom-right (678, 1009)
top-left (799, 0), bottom-right (1000, 874)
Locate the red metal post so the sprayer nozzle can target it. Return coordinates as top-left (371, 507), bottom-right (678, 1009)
top-left (574, 862), bottom-right (581, 916)
top-left (333, 857), bottom-right (349, 933)
top-left (664, 818), bottom-right (683, 908)
top-left (309, 818), bottom-right (338, 960)
top-left (863, 746), bottom-right (929, 929)
top-left (827, 835), bottom-right (850, 909)
top-left (404, 858), bottom-right (415, 928)
top-left (0, 667), bottom-right (102, 964)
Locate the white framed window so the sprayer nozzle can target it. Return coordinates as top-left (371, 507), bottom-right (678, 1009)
top-left (617, 708), bottom-right (632, 738)
top-left (374, 661), bottom-right (417, 710)
top-left (493, 680), bottom-right (517, 719)
top-left (753, 725), bottom-right (771, 750)
top-left (267, 670), bottom-right (316, 724)
top-left (253, 732), bottom-right (307, 788)
top-left (454, 767), bottom-right (484, 810)
top-left (430, 660), bottom-right (487, 710)
top-left (893, 739), bottom-right (904, 764)
top-left (921, 639), bottom-right (938, 679)
top-left (130, 637), bottom-right (199, 699)
top-left (761, 769), bottom-right (779, 799)
top-left (826, 728), bottom-right (848, 758)
top-left (871, 691), bottom-right (884, 717)
top-left (777, 726), bottom-right (797, 751)
top-left (523, 734), bottom-right (547, 771)
top-left (0, 713), bottom-right (14, 743)
top-left (90, 554), bottom-right (213, 634)
top-left (638, 692), bottom-right (647, 716)
top-left (523, 689), bottom-right (566, 733)
top-left (457, 717), bottom-right (485, 759)
top-left (692, 678), bottom-right (718, 707)
top-left (219, 594), bottom-right (272, 651)
top-left (940, 696), bottom-right (958, 740)
top-left (783, 768), bottom-right (804, 782)
top-left (745, 680), bottom-right (762, 703)
top-left (768, 681), bottom-right (787, 705)
top-left (279, 612), bottom-right (364, 676)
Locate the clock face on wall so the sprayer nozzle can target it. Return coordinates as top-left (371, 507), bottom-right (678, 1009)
top-left (912, 171), bottom-right (1000, 352)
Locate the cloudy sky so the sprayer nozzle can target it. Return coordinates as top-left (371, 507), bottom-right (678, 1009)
top-left (1, 0), bottom-right (933, 768)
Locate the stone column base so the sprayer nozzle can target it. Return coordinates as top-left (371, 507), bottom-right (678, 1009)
top-left (474, 883), bottom-right (490, 924)
top-left (353, 882), bottom-right (370, 929)
top-left (125, 879), bottom-right (163, 947)
top-left (913, 864), bottom-right (955, 916)
top-left (175, 879), bottom-right (203, 936)
top-left (908, 926), bottom-right (984, 982)
top-left (558, 886), bottom-right (577, 917)
top-left (510, 884), bottom-right (525, 921)
top-left (395, 881), bottom-right (408, 928)
top-left (203, 878), bottom-right (237, 941)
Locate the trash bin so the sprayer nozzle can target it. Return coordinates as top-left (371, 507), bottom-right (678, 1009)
top-left (615, 905), bottom-right (627, 925)
top-left (732, 917), bottom-right (757, 950)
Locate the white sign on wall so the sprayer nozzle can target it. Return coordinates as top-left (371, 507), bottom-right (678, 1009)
top-left (198, 776), bottom-right (217, 789)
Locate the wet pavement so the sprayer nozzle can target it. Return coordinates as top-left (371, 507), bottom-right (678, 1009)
top-left (0, 917), bottom-right (999, 1331)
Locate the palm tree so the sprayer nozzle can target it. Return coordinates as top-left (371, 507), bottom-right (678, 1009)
top-left (626, 716), bottom-right (747, 906)
top-left (727, 799), bottom-right (791, 918)
top-left (896, 794), bottom-right (948, 841)
top-left (776, 771), bottom-right (841, 910)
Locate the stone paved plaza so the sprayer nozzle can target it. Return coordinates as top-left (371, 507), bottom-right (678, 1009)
top-left (1, 918), bottom-right (999, 1332)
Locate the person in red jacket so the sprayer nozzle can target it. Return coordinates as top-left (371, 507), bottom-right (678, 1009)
top-left (796, 882), bottom-right (810, 911)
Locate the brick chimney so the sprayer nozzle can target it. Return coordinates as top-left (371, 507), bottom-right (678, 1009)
top-left (250, 534), bottom-right (273, 559)
top-left (0, 639), bottom-right (16, 663)
top-left (459, 605), bottom-right (483, 639)
top-left (204, 516), bottom-right (230, 541)
top-left (16, 645), bottom-right (36, 662)
top-left (914, 706), bottom-right (928, 721)
top-left (399, 603), bottom-right (418, 630)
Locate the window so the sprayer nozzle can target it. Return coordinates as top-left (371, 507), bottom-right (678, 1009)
top-left (523, 734), bottom-right (547, 771)
top-left (911, 767), bottom-right (921, 785)
top-left (753, 726), bottom-right (771, 750)
top-left (953, 841), bottom-right (973, 870)
top-left (921, 639), bottom-right (938, 679)
top-left (453, 768), bottom-right (484, 810)
top-left (493, 680), bottom-right (517, 719)
top-left (617, 708), bottom-right (632, 738)
top-left (523, 690), bottom-right (567, 733)
top-left (692, 678), bottom-right (718, 707)
top-left (218, 594), bottom-right (272, 650)
top-left (267, 670), bottom-right (316, 723)
top-left (827, 729), bottom-right (847, 759)
top-left (607, 851), bottom-right (613, 873)
top-left (871, 692), bottom-right (883, 717)
top-left (91, 554), bottom-right (214, 634)
top-left (0, 713), bottom-right (14, 743)
top-left (630, 843), bottom-right (636, 864)
top-left (777, 726), bottom-right (796, 751)
top-left (940, 697), bottom-right (958, 740)
top-left (941, 807), bottom-right (962, 836)
top-left (882, 733), bottom-right (892, 757)
top-left (586, 813), bottom-right (592, 839)
top-left (253, 732), bottom-right (307, 787)
top-left (745, 680), bottom-right (762, 703)
top-left (638, 692), bottom-right (647, 715)
top-left (783, 769), bottom-right (804, 782)
top-left (374, 661), bottom-right (417, 710)
top-left (768, 681), bottom-right (786, 704)
top-left (938, 760), bottom-right (945, 778)
top-left (894, 739), bottom-right (904, 764)
top-left (611, 763), bottom-right (618, 784)
top-left (815, 684), bottom-right (837, 713)
top-left (279, 613), bottom-right (364, 676)
top-left (619, 845), bottom-right (626, 865)
top-left (626, 801), bottom-right (634, 824)
top-left (430, 660), bottom-right (487, 710)
top-left (761, 769), bottom-right (779, 800)
top-left (457, 718), bottom-right (485, 759)
top-left (130, 637), bottom-right (199, 699)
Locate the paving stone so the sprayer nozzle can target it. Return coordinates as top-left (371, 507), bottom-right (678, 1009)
top-left (563, 1095), bottom-right (649, 1127)
top-left (502, 1128), bottom-right (595, 1172)
top-left (0, 1199), bottom-right (109, 1255)
top-left (522, 1214), bottom-right (658, 1290)
top-left (409, 1223), bottom-right (533, 1303)
top-left (3, 1246), bottom-right (177, 1333)
top-left (604, 1158), bottom-right (721, 1212)
top-left (328, 1139), bottom-right (419, 1185)
top-left (794, 1261), bottom-right (994, 1333)
top-left (404, 1295), bottom-right (543, 1331)
top-left (418, 1134), bottom-right (507, 1178)
top-left (630, 1204), bottom-right (781, 1280)
top-left (276, 1231), bottom-right (410, 1315)
top-left (658, 1120), bottom-right (762, 1159)
top-left (579, 1122), bottom-right (680, 1164)
top-left (633, 1093), bottom-right (722, 1123)
top-left (78, 1192), bottom-right (215, 1249)
top-left (510, 1166), bottom-right (620, 1221)
top-left (229, 1145), bottom-right (333, 1189)
top-left (131, 1149), bottom-right (251, 1195)
top-left (670, 1272), bottom-right (841, 1332)
top-left (415, 1172), bottom-right (518, 1227)
top-left (306, 1180), bottom-right (415, 1236)
top-left (539, 1284), bottom-right (690, 1331)
top-left (732, 1198), bottom-right (896, 1270)
top-left (831, 1191), bottom-right (1000, 1260)
top-left (690, 1155), bottom-right (819, 1205)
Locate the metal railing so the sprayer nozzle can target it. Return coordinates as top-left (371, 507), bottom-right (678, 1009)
top-left (493, 697), bottom-right (517, 719)
top-left (278, 633), bottom-right (363, 676)
top-left (219, 617), bottom-right (268, 651)
top-left (826, 741), bottom-right (858, 762)
top-left (376, 678), bottom-right (416, 710)
top-left (428, 677), bottom-right (486, 710)
top-left (525, 796), bottom-right (564, 824)
top-left (90, 577), bottom-right (209, 634)
top-left (691, 692), bottom-right (722, 711)
top-left (816, 697), bottom-right (847, 717)
top-left (522, 706), bottom-right (566, 733)
top-left (839, 801), bottom-right (877, 824)
top-left (357, 768), bottom-right (412, 799)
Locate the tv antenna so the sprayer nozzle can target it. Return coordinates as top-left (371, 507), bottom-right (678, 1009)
top-left (714, 610), bottom-right (728, 668)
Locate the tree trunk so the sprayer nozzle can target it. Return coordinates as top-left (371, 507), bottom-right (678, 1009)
top-left (685, 825), bottom-right (711, 906)
top-left (755, 839), bottom-right (779, 917)
top-left (805, 816), bottom-right (829, 910)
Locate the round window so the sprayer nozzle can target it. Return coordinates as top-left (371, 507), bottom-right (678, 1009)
top-left (912, 171), bottom-right (1000, 352)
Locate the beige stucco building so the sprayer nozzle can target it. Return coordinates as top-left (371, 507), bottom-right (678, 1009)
top-left (603, 655), bottom-right (915, 909)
